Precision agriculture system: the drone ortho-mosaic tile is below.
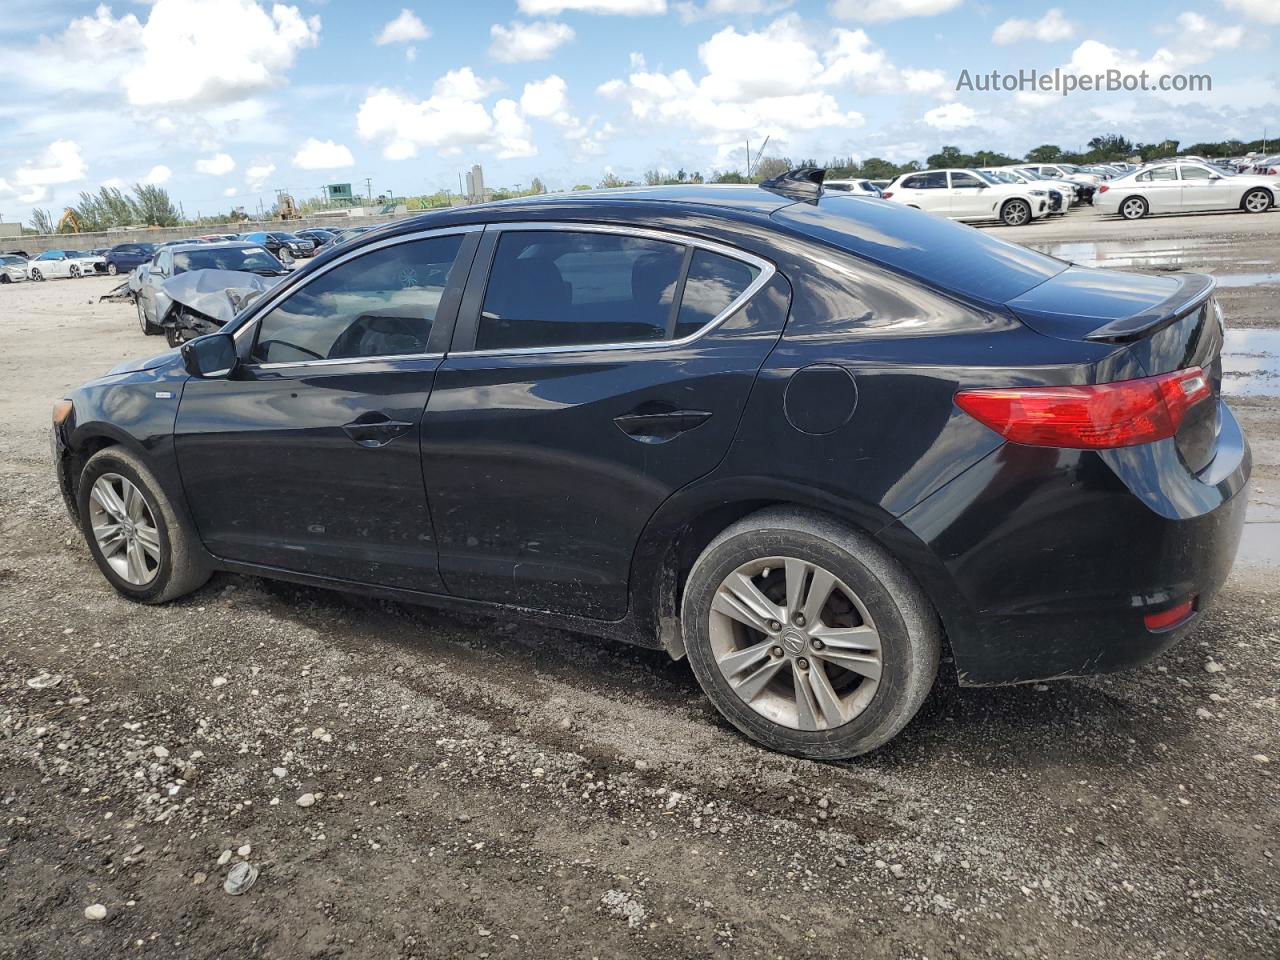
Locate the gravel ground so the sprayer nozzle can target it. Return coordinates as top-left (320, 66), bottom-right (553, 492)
top-left (1, 208), bottom-right (1277, 960)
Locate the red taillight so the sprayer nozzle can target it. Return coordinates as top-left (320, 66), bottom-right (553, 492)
top-left (1268, 167), bottom-right (1278, 176)
top-left (1144, 597), bottom-right (1196, 632)
top-left (881, 191), bottom-right (894, 199)
top-left (1098, 184), bottom-right (1109, 193)
top-left (954, 367), bottom-right (1211, 449)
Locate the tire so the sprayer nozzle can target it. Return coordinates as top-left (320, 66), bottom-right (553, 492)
top-left (1242, 188), bottom-right (1272, 214)
top-left (0, 275), bottom-right (9, 284)
top-left (76, 446), bottom-right (210, 604)
top-left (31, 268), bottom-right (42, 281)
top-left (70, 264), bottom-right (81, 278)
top-left (1120, 196), bottom-right (1148, 220)
top-left (108, 263), bottom-right (118, 276)
top-left (1000, 199), bottom-right (1031, 226)
top-left (137, 297), bottom-right (160, 335)
top-left (681, 507), bottom-right (941, 760)
top-left (165, 326), bottom-right (182, 348)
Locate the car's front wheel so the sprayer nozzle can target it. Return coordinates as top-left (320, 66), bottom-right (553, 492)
top-left (1120, 196), bottom-right (1148, 220)
top-left (137, 297), bottom-right (159, 335)
top-left (1242, 188), bottom-right (1272, 214)
top-left (1000, 199), bottom-right (1031, 226)
top-left (681, 507), bottom-right (941, 759)
top-left (77, 446), bottom-right (210, 604)
top-left (70, 264), bottom-right (82, 278)
top-left (107, 263), bottom-right (118, 276)
top-left (30, 268), bottom-right (43, 281)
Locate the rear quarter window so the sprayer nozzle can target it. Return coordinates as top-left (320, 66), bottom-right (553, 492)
top-left (772, 195), bottom-right (1067, 305)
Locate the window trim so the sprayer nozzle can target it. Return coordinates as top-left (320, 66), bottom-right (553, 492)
top-left (230, 224), bottom-right (483, 370)
top-left (449, 222), bottom-right (776, 358)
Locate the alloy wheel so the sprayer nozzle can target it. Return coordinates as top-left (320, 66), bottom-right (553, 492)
top-left (137, 298), bottom-right (149, 333)
top-left (1122, 198), bottom-right (1147, 219)
top-left (708, 556), bottom-right (882, 731)
top-left (88, 473), bottom-right (161, 586)
top-left (70, 264), bottom-right (81, 278)
top-left (108, 263), bottom-right (118, 276)
top-left (31, 268), bottom-right (42, 281)
top-left (1003, 201), bottom-right (1029, 226)
top-left (1244, 190), bottom-right (1271, 213)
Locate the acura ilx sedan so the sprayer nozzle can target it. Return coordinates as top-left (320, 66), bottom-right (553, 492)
top-left (53, 173), bottom-right (1249, 759)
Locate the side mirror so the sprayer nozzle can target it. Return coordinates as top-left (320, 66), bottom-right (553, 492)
top-left (1209, 174), bottom-right (1222, 181)
top-left (181, 332), bottom-right (239, 379)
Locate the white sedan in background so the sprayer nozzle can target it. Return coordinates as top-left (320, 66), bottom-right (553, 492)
top-left (1096, 161), bottom-right (1279, 219)
top-left (823, 178), bottom-right (882, 196)
top-left (26, 249), bottom-right (106, 280)
top-left (882, 168), bottom-right (1049, 225)
top-left (1, 254), bottom-right (28, 283)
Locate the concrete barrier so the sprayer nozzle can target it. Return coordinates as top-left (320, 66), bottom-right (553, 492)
top-left (5, 211), bottom-right (433, 256)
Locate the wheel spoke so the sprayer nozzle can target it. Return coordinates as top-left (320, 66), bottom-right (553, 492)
top-left (783, 558), bottom-right (808, 619)
top-left (134, 523), bottom-right (162, 561)
top-left (126, 540), bottom-right (148, 583)
top-left (811, 623), bottom-right (880, 651)
top-left (712, 572), bottom-right (781, 635)
top-left (91, 481), bottom-right (126, 518)
top-left (732, 657), bottom-right (787, 702)
top-left (792, 668), bottom-right (819, 730)
top-left (812, 647), bottom-right (882, 681)
top-left (806, 660), bottom-right (846, 728)
top-left (123, 482), bottom-right (146, 521)
top-left (93, 523), bottom-right (125, 553)
top-left (800, 566), bottom-right (835, 626)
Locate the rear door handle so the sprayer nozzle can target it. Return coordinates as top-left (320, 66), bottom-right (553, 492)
top-left (342, 411), bottom-right (414, 448)
top-left (613, 407), bottom-right (711, 444)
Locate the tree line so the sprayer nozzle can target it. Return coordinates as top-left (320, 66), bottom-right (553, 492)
top-left (28, 182), bottom-right (182, 235)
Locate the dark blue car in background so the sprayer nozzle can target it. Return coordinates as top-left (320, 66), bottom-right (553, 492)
top-left (103, 242), bottom-right (157, 276)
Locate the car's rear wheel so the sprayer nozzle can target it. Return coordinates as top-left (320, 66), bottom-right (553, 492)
top-left (1242, 188), bottom-right (1272, 214)
top-left (1121, 196), bottom-right (1148, 220)
top-left (77, 446), bottom-right (209, 604)
top-left (1000, 199), bottom-right (1031, 226)
top-left (137, 297), bottom-right (159, 335)
top-left (681, 507), bottom-right (941, 759)
top-left (107, 263), bottom-right (118, 276)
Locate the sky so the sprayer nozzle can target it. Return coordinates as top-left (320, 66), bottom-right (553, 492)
top-left (0, 0), bottom-right (1276, 226)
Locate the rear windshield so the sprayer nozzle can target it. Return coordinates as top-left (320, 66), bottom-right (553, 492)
top-left (772, 195), bottom-right (1066, 304)
top-left (174, 246), bottom-right (283, 275)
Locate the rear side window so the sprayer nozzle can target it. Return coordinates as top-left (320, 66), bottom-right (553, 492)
top-left (674, 251), bottom-right (760, 339)
top-left (251, 234), bottom-right (463, 364)
top-left (901, 172), bottom-right (946, 189)
top-left (476, 232), bottom-right (764, 352)
top-left (774, 195), bottom-right (1067, 305)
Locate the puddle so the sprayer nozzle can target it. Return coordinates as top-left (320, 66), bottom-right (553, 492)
top-left (1222, 329), bottom-right (1280, 397)
top-left (1212, 272), bottom-right (1280, 288)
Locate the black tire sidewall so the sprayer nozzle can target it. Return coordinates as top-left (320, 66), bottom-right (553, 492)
top-left (76, 451), bottom-right (176, 602)
top-left (683, 524), bottom-right (924, 759)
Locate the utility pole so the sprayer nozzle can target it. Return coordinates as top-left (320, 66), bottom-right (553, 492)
top-left (364, 178), bottom-right (373, 201)
top-left (745, 139), bottom-right (750, 178)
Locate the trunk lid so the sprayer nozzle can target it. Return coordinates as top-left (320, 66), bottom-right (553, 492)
top-left (1006, 267), bottom-right (1223, 474)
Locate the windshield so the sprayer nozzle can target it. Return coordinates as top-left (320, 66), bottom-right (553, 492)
top-left (173, 246), bottom-right (284, 275)
top-left (270, 233), bottom-right (297, 241)
top-left (974, 170), bottom-right (1002, 184)
top-left (65, 250), bottom-right (86, 257)
top-left (1, 256), bottom-right (22, 265)
top-left (985, 170), bottom-right (1019, 183)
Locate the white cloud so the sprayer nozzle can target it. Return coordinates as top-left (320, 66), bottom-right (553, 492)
top-left (600, 15), bottom-right (954, 157)
top-left (1065, 14), bottom-right (1242, 81)
top-left (677, 0), bottom-right (795, 19)
top-left (293, 138), bottom-right (355, 169)
top-left (517, 0), bottom-right (666, 13)
top-left (12, 140), bottom-right (88, 202)
top-left (223, 187), bottom-right (238, 197)
top-left (375, 9), bottom-right (429, 45)
top-left (142, 164), bottom-right (172, 185)
top-left (921, 102), bottom-right (977, 129)
top-left (196, 152), bottom-right (236, 176)
top-left (992, 8), bottom-right (1074, 45)
top-left (489, 20), bottom-right (575, 62)
top-left (829, 0), bottom-right (961, 22)
top-left (357, 68), bottom-right (538, 160)
top-left (122, 0), bottom-right (320, 106)
top-left (520, 76), bottom-right (570, 117)
top-left (1220, 0), bottom-right (1280, 24)
top-left (246, 162), bottom-right (276, 190)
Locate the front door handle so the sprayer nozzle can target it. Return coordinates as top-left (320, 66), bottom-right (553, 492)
top-left (613, 406), bottom-right (711, 444)
top-left (342, 412), bottom-right (414, 448)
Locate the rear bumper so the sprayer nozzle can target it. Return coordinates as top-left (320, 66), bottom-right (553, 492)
top-left (885, 400), bottom-right (1250, 685)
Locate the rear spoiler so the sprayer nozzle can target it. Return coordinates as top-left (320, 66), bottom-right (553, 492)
top-left (1084, 273), bottom-right (1217, 343)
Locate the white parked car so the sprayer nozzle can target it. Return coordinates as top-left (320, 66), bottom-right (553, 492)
top-left (1095, 161), bottom-right (1279, 219)
top-left (823, 178), bottom-right (882, 196)
top-left (882, 168), bottom-right (1049, 225)
top-left (985, 167), bottom-right (1077, 208)
top-left (1247, 154), bottom-right (1280, 176)
top-left (0, 254), bottom-right (28, 284)
top-left (26, 249), bottom-right (106, 280)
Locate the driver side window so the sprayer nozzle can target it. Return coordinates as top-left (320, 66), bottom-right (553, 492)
top-left (250, 234), bottom-right (463, 365)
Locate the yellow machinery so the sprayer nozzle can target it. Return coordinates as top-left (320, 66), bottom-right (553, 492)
top-left (57, 208), bottom-right (82, 234)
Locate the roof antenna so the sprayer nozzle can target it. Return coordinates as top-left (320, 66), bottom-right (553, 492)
top-left (759, 167), bottom-right (826, 203)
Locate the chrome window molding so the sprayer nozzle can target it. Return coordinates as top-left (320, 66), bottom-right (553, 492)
top-left (452, 221), bottom-right (777, 359)
top-left (231, 223), bottom-right (483, 370)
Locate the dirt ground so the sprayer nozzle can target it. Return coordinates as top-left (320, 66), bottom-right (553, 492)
top-left (1, 207), bottom-right (1277, 960)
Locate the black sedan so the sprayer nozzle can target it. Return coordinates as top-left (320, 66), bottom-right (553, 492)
top-left (103, 242), bottom-right (157, 276)
top-left (241, 231), bottom-right (316, 259)
top-left (51, 172), bottom-right (1249, 759)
